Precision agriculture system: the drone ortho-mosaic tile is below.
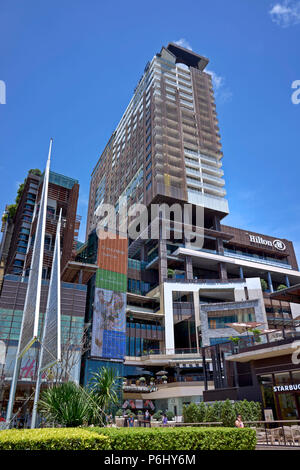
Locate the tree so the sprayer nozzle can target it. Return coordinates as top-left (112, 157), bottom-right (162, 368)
top-left (204, 404), bottom-right (216, 423)
top-left (277, 284), bottom-right (287, 291)
top-left (197, 402), bottom-right (206, 423)
top-left (220, 399), bottom-right (235, 427)
top-left (88, 366), bottom-right (122, 423)
top-left (183, 402), bottom-right (198, 423)
top-left (260, 279), bottom-right (268, 291)
top-left (29, 169), bottom-right (42, 176)
top-left (43, 325), bottom-right (90, 385)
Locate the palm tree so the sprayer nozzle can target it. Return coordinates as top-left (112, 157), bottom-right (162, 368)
top-left (88, 366), bottom-right (122, 423)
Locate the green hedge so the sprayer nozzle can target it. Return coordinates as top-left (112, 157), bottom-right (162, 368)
top-left (183, 399), bottom-right (262, 426)
top-left (0, 428), bottom-right (111, 450)
top-left (91, 426), bottom-right (256, 450)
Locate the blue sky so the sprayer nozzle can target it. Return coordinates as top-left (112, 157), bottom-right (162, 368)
top-left (0, 0), bottom-right (300, 259)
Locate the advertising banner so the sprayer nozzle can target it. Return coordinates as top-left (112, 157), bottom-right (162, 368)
top-left (91, 233), bottom-right (128, 359)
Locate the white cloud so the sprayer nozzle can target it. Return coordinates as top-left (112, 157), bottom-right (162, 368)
top-left (173, 40), bottom-right (232, 104)
top-left (206, 70), bottom-right (223, 90)
top-left (206, 69), bottom-right (233, 104)
top-left (269, 0), bottom-right (300, 27)
top-left (173, 38), bottom-right (193, 50)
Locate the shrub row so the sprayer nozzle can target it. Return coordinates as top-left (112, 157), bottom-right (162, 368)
top-left (183, 399), bottom-right (262, 426)
top-left (91, 426), bottom-right (256, 450)
top-left (0, 428), bottom-right (111, 450)
top-left (0, 426), bottom-right (256, 450)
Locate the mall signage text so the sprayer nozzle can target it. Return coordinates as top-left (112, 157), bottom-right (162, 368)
top-left (248, 235), bottom-right (286, 251)
top-left (273, 384), bottom-right (300, 393)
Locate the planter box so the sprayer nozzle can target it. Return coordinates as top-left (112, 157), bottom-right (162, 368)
top-left (151, 420), bottom-right (160, 428)
top-left (115, 417), bottom-right (125, 427)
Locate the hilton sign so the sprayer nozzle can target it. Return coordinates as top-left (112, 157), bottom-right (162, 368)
top-left (248, 235), bottom-right (286, 251)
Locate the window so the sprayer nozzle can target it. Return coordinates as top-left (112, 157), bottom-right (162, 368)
top-left (146, 181), bottom-right (152, 191)
top-left (14, 260), bottom-right (24, 267)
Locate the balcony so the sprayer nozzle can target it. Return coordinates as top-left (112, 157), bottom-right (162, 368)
top-left (225, 329), bottom-right (300, 363)
top-left (223, 250), bottom-right (292, 270)
top-left (202, 172), bottom-right (225, 187)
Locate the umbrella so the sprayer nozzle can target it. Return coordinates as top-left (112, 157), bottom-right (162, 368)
top-left (225, 322), bottom-right (264, 334)
top-left (156, 370), bottom-right (168, 376)
top-left (259, 329), bottom-right (277, 334)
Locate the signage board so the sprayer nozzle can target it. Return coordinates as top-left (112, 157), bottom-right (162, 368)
top-left (91, 232), bottom-right (128, 360)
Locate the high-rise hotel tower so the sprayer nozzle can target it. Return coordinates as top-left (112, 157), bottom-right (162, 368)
top-left (87, 42), bottom-right (228, 231)
top-left (82, 44), bottom-right (300, 414)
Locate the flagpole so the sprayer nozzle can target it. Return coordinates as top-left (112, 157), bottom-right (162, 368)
top-left (6, 139), bottom-right (52, 427)
top-left (31, 209), bottom-right (62, 428)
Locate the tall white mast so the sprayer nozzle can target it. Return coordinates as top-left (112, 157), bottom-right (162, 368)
top-left (31, 209), bottom-right (62, 428)
top-left (6, 139), bottom-right (52, 426)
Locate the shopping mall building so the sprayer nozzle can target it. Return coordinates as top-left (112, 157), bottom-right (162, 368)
top-left (77, 43), bottom-right (300, 417)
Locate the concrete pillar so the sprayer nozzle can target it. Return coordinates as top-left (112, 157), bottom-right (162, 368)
top-left (158, 216), bottom-right (168, 284)
top-left (185, 255), bottom-right (193, 280)
top-left (216, 237), bottom-right (224, 255)
top-left (285, 275), bottom-right (290, 288)
top-left (267, 272), bottom-right (274, 293)
top-left (239, 266), bottom-right (244, 279)
top-left (218, 262), bottom-right (227, 280)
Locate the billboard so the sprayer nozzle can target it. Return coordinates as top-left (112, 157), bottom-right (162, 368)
top-left (91, 234), bottom-right (127, 360)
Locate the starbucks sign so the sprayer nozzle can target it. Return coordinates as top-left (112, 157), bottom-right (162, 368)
top-left (273, 384), bottom-right (300, 393)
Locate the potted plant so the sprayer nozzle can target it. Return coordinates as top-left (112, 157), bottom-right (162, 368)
top-left (161, 375), bottom-right (168, 384)
top-left (152, 410), bottom-right (162, 427)
top-left (139, 377), bottom-right (146, 384)
top-left (167, 268), bottom-right (175, 279)
top-left (166, 410), bottom-right (175, 426)
top-left (229, 336), bottom-right (240, 352)
top-left (249, 328), bottom-right (262, 343)
top-left (277, 284), bottom-right (287, 291)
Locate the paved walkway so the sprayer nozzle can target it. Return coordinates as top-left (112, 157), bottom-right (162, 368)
top-left (256, 445), bottom-right (300, 450)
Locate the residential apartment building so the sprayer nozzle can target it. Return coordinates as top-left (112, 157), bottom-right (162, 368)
top-left (2, 170), bottom-right (81, 279)
top-left (0, 168), bottom-right (86, 421)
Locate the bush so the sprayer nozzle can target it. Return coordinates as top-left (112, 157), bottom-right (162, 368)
top-left (182, 402), bottom-right (198, 423)
top-left (91, 427), bottom-right (256, 450)
top-left (221, 399), bottom-right (236, 427)
top-left (152, 410), bottom-right (163, 420)
top-left (0, 428), bottom-right (111, 450)
top-left (165, 410), bottom-right (174, 421)
top-left (183, 399), bottom-right (261, 426)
